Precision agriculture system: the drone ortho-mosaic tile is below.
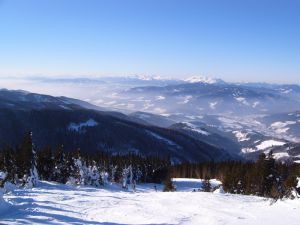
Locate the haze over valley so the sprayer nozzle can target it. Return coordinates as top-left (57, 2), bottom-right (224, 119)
top-left (1, 75), bottom-right (300, 163)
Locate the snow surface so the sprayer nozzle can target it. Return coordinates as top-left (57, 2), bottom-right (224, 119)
top-left (183, 123), bottom-right (210, 136)
top-left (0, 190), bottom-right (10, 217)
top-left (178, 95), bottom-right (192, 104)
top-left (256, 140), bottom-right (286, 150)
top-left (242, 140), bottom-right (288, 154)
top-left (1, 180), bottom-right (300, 225)
top-left (252, 101), bottom-right (260, 108)
top-left (273, 152), bottom-right (290, 160)
top-left (147, 131), bottom-right (178, 146)
top-left (235, 97), bottom-right (249, 106)
top-left (209, 101), bottom-right (218, 109)
top-left (241, 147), bottom-right (256, 154)
top-left (156, 95), bottom-right (166, 100)
top-left (68, 119), bottom-right (98, 131)
top-left (0, 172), bottom-right (7, 180)
top-left (184, 76), bottom-right (219, 84)
top-left (270, 121), bottom-right (296, 134)
top-left (233, 131), bottom-right (250, 142)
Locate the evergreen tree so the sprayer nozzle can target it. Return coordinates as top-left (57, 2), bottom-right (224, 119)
top-left (2, 146), bottom-right (17, 184)
top-left (163, 177), bottom-right (175, 192)
top-left (89, 162), bottom-right (100, 186)
top-left (122, 166), bottom-right (131, 189)
top-left (27, 132), bottom-right (39, 187)
top-left (15, 132), bottom-right (39, 187)
top-left (163, 172), bottom-right (175, 192)
top-left (37, 146), bottom-right (54, 181)
top-left (110, 165), bottom-right (117, 183)
top-left (100, 170), bottom-right (109, 186)
top-left (15, 132), bottom-right (34, 180)
top-left (264, 151), bottom-right (276, 197)
top-left (202, 176), bottom-right (211, 192)
top-left (53, 145), bottom-right (69, 183)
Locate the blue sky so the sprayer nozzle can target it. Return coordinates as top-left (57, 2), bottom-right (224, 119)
top-left (0, 0), bottom-right (299, 83)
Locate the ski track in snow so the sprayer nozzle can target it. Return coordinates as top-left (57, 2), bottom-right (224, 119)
top-left (1, 180), bottom-right (300, 225)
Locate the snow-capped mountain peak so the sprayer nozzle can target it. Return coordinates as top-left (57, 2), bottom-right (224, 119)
top-left (138, 75), bottom-right (162, 81)
top-left (184, 76), bottom-right (225, 84)
top-left (129, 75), bottom-right (172, 81)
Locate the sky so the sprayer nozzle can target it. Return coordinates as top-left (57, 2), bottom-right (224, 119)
top-left (0, 0), bottom-right (299, 83)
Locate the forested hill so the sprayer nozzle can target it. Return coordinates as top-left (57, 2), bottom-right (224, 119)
top-left (0, 108), bottom-right (234, 163)
top-left (0, 89), bottom-right (236, 163)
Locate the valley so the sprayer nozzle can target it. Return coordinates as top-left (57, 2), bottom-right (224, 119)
top-left (1, 76), bottom-right (300, 163)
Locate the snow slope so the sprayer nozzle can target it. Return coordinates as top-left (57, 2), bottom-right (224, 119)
top-left (1, 180), bottom-right (299, 225)
top-left (0, 190), bottom-right (10, 217)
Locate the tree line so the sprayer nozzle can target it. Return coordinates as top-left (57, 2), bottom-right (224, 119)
top-left (171, 152), bottom-right (300, 199)
top-left (0, 132), bottom-right (170, 189)
top-left (0, 133), bottom-right (299, 199)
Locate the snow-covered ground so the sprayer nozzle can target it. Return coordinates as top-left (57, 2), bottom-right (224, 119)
top-left (68, 119), bottom-right (98, 132)
top-left (1, 179), bottom-right (300, 225)
top-left (256, 140), bottom-right (286, 150)
top-left (0, 190), bottom-right (10, 218)
top-left (242, 140), bottom-right (286, 154)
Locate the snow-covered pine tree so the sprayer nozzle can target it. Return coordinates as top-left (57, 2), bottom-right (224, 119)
top-left (129, 165), bottom-right (133, 186)
top-left (89, 162), bottom-right (100, 187)
top-left (0, 171), bottom-right (7, 187)
top-left (74, 157), bottom-right (86, 185)
top-left (135, 166), bottom-right (143, 184)
top-left (110, 165), bottom-right (117, 183)
top-left (122, 165), bottom-right (132, 189)
top-left (100, 170), bottom-right (109, 186)
top-left (122, 167), bottom-right (128, 189)
top-left (73, 149), bottom-right (90, 185)
top-left (26, 132), bottom-right (39, 188)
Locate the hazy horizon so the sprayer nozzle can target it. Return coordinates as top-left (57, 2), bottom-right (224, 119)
top-left (0, 74), bottom-right (299, 85)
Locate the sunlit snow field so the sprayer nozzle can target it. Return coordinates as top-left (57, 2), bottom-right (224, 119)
top-left (0, 179), bottom-right (299, 225)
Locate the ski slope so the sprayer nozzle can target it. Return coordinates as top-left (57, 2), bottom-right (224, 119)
top-left (1, 179), bottom-right (300, 225)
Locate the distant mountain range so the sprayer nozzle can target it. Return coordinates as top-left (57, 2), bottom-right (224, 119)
top-left (0, 88), bottom-right (105, 111)
top-left (1, 76), bottom-right (300, 163)
top-left (125, 81), bottom-right (300, 115)
top-left (5, 76), bottom-right (300, 116)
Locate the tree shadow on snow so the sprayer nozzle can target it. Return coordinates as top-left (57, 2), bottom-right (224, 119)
top-left (0, 198), bottom-right (174, 225)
